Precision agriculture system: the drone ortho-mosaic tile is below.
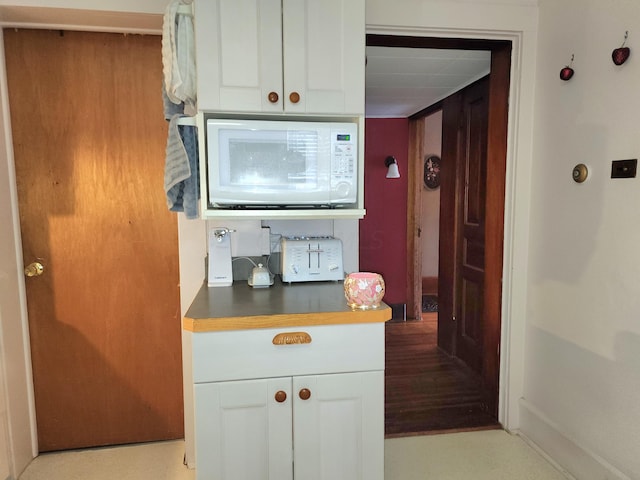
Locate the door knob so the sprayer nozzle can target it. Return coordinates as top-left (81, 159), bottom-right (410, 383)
top-left (275, 391), bottom-right (287, 403)
top-left (24, 262), bottom-right (44, 277)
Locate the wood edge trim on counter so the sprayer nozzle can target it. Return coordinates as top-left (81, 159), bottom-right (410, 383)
top-left (182, 306), bottom-right (392, 332)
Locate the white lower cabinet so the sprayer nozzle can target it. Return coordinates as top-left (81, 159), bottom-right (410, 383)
top-left (194, 371), bottom-right (383, 480)
top-left (187, 322), bottom-right (386, 479)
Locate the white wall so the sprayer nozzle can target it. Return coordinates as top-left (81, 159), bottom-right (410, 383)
top-left (522, 1), bottom-right (640, 479)
top-left (421, 110), bottom-right (442, 279)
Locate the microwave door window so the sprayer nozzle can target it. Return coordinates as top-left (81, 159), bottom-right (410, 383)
top-left (217, 128), bottom-right (329, 205)
top-left (228, 140), bottom-right (312, 187)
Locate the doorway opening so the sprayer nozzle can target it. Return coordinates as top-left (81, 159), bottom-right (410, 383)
top-left (365, 34), bottom-right (511, 436)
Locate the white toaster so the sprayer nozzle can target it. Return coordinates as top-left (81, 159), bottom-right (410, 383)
top-left (280, 236), bottom-right (344, 283)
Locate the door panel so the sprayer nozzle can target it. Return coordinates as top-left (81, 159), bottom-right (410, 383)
top-left (438, 77), bottom-right (488, 374)
top-left (439, 46), bottom-right (510, 419)
top-left (456, 78), bottom-right (489, 373)
top-left (5, 29), bottom-right (183, 451)
top-left (438, 90), bottom-right (462, 354)
top-left (293, 372), bottom-right (383, 480)
top-left (283, 0), bottom-right (365, 114)
top-left (195, 0), bottom-right (283, 112)
top-left (195, 379), bottom-right (293, 480)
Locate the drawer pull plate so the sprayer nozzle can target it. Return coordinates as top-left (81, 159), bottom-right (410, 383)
top-left (272, 331), bottom-right (312, 346)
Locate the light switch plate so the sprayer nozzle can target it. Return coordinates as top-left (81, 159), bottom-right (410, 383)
top-left (611, 159), bottom-right (637, 178)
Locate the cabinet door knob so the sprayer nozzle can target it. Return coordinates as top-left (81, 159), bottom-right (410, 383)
top-left (275, 390), bottom-right (287, 403)
top-left (289, 91), bottom-right (300, 104)
top-left (268, 91), bottom-right (279, 103)
top-left (298, 388), bottom-right (311, 400)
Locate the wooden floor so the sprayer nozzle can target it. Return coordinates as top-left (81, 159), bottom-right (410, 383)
top-left (385, 313), bottom-right (500, 437)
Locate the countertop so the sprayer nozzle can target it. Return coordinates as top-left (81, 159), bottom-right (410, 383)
top-left (183, 278), bottom-right (391, 332)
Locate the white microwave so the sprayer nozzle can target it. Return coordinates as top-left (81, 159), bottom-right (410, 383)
top-left (206, 118), bottom-right (358, 208)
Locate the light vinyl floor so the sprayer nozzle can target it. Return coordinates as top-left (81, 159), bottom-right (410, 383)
top-left (18, 430), bottom-right (571, 480)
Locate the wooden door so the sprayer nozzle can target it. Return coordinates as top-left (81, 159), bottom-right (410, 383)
top-left (453, 77), bottom-right (489, 373)
top-left (439, 43), bottom-right (511, 418)
top-left (194, 379), bottom-right (293, 480)
top-left (5, 29), bottom-right (184, 451)
top-left (440, 77), bottom-right (489, 369)
top-left (293, 372), bottom-right (383, 480)
top-left (481, 44), bottom-right (511, 417)
top-left (438, 89), bottom-right (462, 355)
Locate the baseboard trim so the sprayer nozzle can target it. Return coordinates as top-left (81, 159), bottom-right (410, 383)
top-left (519, 399), bottom-right (631, 480)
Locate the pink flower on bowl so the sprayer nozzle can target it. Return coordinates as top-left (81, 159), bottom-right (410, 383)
top-left (344, 272), bottom-right (385, 310)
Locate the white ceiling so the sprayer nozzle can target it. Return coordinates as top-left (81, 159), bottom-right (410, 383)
top-left (365, 46), bottom-right (491, 118)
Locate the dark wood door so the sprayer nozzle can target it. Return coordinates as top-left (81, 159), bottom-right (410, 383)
top-left (482, 44), bottom-right (511, 417)
top-left (439, 44), bottom-right (511, 418)
top-left (5, 29), bottom-right (184, 451)
top-left (439, 76), bottom-right (489, 368)
top-left (455, 77), bottom-right (489, 372)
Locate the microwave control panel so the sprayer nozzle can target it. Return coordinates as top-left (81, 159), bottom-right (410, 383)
top-left (330, 126), bottom-right (358, 203)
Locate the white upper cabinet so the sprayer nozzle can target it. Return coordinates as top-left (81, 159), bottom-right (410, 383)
top-left (194, 0), bottom-right (365, 115)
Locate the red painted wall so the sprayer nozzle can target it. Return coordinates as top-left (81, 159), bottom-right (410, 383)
top-left (359, 118), bottom-right (409, 305)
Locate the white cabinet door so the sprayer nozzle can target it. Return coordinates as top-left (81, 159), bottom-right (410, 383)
top-left (194, 378), bottom-right (293, 480)
top-left (292, 371), bottom-right (384, 480)
top-left (195, 0), bottom-right (364, 115)
top-left (195, 0), bottom-right (283, 113)
top-left (282, 0), bottom-right (365, 115)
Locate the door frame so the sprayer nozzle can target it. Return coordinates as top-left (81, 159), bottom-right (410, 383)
top-left (367, 32), bottom-right (518, 427)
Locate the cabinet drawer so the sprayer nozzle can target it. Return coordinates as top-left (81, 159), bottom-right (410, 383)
top-left (189, 323), bottom-right (384, 383)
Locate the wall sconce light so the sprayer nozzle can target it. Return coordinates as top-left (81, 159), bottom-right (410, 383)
top-left (385, 156), bottom-right (400, 179)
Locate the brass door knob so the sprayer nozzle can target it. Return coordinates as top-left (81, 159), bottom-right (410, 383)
top-left (275, 390), bottom-right (287, 403)
top-left (268, 91), bottom-right (279, 103)
top-left (289, 91), bottom-right (300, 104)
top-left (24, 262), bottom-right (44, 277)
top-left (299, 388), bottom-right (311, 400)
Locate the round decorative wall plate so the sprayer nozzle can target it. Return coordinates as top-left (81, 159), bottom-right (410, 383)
top-left (424, 155), bottom-right (441, 189)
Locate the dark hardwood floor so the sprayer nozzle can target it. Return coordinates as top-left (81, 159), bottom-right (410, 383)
top-left (385, 313), bottom-right (500, 437)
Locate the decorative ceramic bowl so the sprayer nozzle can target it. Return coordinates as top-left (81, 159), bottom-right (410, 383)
top-left (344, 272), bottom-right (385, 310)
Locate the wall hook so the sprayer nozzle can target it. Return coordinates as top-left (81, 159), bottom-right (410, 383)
top-left (560, 54), bottom-right (575, 81)
top-left (612, 31), bottom-right (631, 65)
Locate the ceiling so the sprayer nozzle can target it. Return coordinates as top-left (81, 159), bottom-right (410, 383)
top-left (365, 46), bottom-right (491, 118)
